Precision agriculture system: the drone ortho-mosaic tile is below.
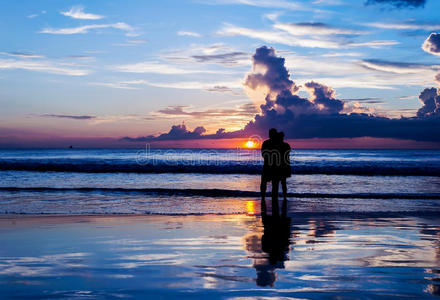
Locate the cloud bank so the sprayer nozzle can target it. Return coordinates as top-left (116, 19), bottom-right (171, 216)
top-left (124, 46), bottom-right (440, 143)
top-left (365, 0), bottom-right (426, 8)
top-left (422, 33), bottom-right (440, 56)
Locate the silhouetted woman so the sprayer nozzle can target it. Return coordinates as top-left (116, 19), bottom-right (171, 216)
top-left (277, 132), bottom-right (291, 217)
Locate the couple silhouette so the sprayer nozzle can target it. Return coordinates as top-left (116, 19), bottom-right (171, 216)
top-left (260, 128), bottom-right (291, 217)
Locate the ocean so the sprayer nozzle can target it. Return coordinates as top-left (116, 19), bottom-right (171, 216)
top-left (0, 148), bottom-right (439, 215)
top-left (1, 148), bottom-right (440, 298)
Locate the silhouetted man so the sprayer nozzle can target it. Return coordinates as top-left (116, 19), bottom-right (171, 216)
top-left (261, 128), bottom-right (281, 216)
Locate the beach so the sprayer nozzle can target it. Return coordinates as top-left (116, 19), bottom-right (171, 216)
top-left (1, 148), bottom-right (440, 298)
top-left (1, 213), bottom-right (439, 299)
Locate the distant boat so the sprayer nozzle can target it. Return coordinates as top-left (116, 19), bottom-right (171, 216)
top-left (69, 145), bottom-right (73, 149)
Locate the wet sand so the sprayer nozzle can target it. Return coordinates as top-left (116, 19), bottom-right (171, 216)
top-left (0, 213), bottom-right (439, 299)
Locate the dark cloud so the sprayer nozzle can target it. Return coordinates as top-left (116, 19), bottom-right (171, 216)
top-left (156, 103), bottom-right (257, 118)
top-left (191, 51), bottom-right (248, 65)
top-left (342, 97), bottom-right (384, 104)
top-left (245, 46), bottom-right (299, 97)
top-left (124, 46), bottom-right (440, 143)
top-left (360, 59), bottom-right (434, 73)
top-left (205, 85), bottom-right (240, 95)
top-left (417, 87), bottom-right (440, 117)
top-left (435, 73), bottom-right (440, 84)
top-left (422, 33), bottom-right (440, 56)
top-left (123, 124), bottom-right (206, 141)
top-left (0, 51), bottom-right (43, 58)
top-left (304, 81), bottom-right (344, 114)
top-left (365, 0), bottom-right (426, 8)
top-left (122, 123), bottom-right (243, 142)
top-left (41, 114), bottom-right (96, 120)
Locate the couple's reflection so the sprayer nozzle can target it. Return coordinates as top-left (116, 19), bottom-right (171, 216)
top-left (254, 198), bottom-right (291, 287)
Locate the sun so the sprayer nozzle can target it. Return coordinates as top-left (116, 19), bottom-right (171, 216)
top-left (245, 140), bottom-right (255, 148)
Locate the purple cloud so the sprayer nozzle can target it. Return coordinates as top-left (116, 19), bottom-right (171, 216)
top-left (422, 33), bottom-right (440, 56)
top-left (124, 46), bottom-right (440, 143)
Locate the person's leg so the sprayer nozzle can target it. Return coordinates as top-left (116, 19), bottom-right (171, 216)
top-left (271, 178), bottom-right (280, 217)
top-left (281, 178), bottom-right (288, 217)
top-left (260, 178), bottom-right (267, 214)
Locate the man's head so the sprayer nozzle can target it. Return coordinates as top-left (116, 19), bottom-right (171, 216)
top-left (269, 128), bottom-right (277, 139)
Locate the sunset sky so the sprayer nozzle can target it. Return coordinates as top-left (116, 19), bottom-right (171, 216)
top-left (1, 0), bottom-right (439, 148)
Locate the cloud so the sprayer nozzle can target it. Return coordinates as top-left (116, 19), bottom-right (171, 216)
top-left (435, 73), bottom-right (440, 84)
top-left (218, 23), bottom-right (398, 49)
top-left (191, 51), bottom-right (249, 65)
top-left (365, 22), bottom-right (440, 31)
top-left (205, 85), bottom-right (241, 94)
top-left (89, 80), bottom-right (147, 90)
top-left (40, 114), bottom-right (96, 120)
top-left (124, 46), bottom-right (440, 143)
top-left (161, 44), bottom-right (251, 67)
top-left (273, 22), bottom-right (365, 36)
top-left (177, 31), bottom-right (202, 37)
top-left (141, 80), bottom-right (242, 90)
top-left (0, 52), bottom-right (44, 58)
top-left (417, 87), bottom-right (440, 117)
top-left (218, 24), bottom-right (342, 48)
top-left (198, 0), bottom-right (304, 10)
top-left (61, 6), bottom-right (104, 20)
top-left (347, 40), bottom-right (399, 48)
top-left (0, 58), bottom-right (90, 76)
top-left (115, 61), bottom-right (225, 74)
top-left (114, 39), bottom-right (148, 46)
top-left (365, 0), bottom-right (426, 8)
top-left (245, 45), bottom-right (299, 98)
top-left (124, 123), bottom-right (207, 141)
top-left (360, 59), bottom-right (439, 74)
top-left (422, 33), bottom-right (440, 56)
top-left (40, 22), bottom-right (135, 35)
top-left (156, 103), bottom-right (257, 118)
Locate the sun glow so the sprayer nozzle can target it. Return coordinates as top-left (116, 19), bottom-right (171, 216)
top-left (246, 200), bottom-right (256, 215)
top-left (245, 140), bottom-right (256, 148)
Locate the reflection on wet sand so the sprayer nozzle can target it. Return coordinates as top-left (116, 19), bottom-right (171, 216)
top-left (1, 214), bottom-right (440, 298)
top-left (243, 214), bottom-right (440, 294)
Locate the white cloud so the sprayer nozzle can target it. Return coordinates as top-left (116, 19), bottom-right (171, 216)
top-left (218, 24), bottom-right (342, 48)
top-left (116, 61), bottom-right (229, 74)
top-left (218, 24), bottom-right (397, 49)
top-left (40, 22), bottom-right (135, 35)
top-left (0, 52), bottom-right (44, 58)
top-left (0, 59), bottom-right (90, 76)
top-left (198, 0), bottom-right (304, 10)
top-left (61, 6), bottom-right (104, 20)
top-left (360, 60), bottom-right (439, 74)
top-left (114, 39), bottom-right (148, 46)
top-left (177, 31), bottom-right (202, 37)
top-left (274, 23), bottom-right (365, 36)
top-left (322, 52), bottom-right (363, 57)
top-left (141, 79), bottom-right (243, 90)
top-left (346, 40), bottom-right (399, 48)
top-left (90, 79), bottom-right (243, 91)
top-left (89, 80), bottom-right (147, 90)
top-left (364, 22), bottom-right (440, 31)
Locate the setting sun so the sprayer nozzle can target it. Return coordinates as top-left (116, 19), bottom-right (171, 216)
top-left (245, 140), bottom-right (256, 148)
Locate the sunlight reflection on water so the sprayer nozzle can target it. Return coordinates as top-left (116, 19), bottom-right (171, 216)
top-left (0, 214), bottom-right (439, 298)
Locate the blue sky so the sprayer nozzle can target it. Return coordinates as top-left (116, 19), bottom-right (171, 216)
top-left (0, 0), bottom-right (439, 145)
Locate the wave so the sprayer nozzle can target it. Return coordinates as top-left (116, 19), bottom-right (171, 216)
top-left (1, 162), bottom-right (439, 176)
top-left (1, 187), bottom-right (439, 200)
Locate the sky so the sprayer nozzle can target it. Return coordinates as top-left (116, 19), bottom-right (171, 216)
top-left (0, 0), bottom-right (440, 148)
